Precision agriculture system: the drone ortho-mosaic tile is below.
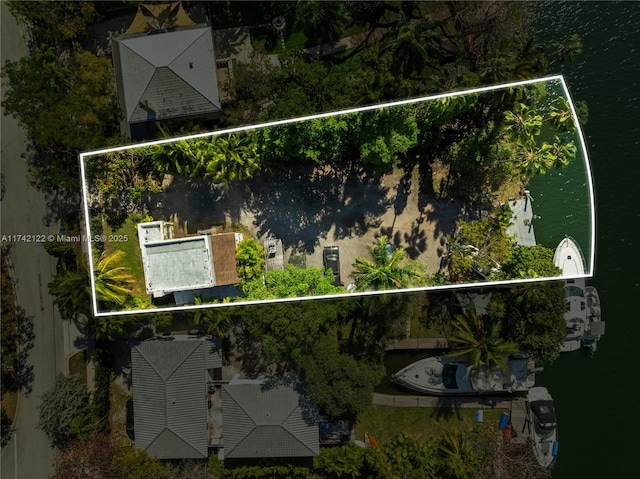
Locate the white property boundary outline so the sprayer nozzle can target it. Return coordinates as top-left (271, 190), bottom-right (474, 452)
top-left (79, 74), bottom-right (596, 317)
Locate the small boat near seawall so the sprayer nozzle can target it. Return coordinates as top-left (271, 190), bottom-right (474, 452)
top-left (527, 387), bottom-right (558, 468)
top-left (391, 353), bottom-right (541, 395)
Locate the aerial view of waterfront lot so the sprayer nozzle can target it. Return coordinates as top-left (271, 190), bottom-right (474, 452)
top-left (82, 78), bottom-right (594, 315)
top-left (5, 2), bottom-right (629, 478)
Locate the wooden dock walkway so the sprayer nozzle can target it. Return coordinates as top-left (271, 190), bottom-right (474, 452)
top-left (505, 193), bottom-right (537, 246)
top-left (384, 338), bottom-right (449, 351)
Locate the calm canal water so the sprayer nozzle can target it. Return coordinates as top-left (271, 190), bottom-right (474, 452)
top-left (530, 2), bottom-right (640, 477)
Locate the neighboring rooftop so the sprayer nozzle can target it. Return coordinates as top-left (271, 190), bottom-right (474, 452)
top-left (112, 20), bottom-right (221, 128)
top-left (131, 336), bottom-right (222, 459)
top-left (222, 381), bottom-right (320, 459)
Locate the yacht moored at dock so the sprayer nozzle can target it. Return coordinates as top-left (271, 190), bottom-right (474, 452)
top-left (553, 236), bottom-right (605, 354)
top-left (391, 353), bottom-right (541, 395)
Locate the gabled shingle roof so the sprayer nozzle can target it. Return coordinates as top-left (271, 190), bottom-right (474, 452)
top-left (132, 337), bottom-right (221, 459)
top-left (222, 382), bottom-right (319, 459)
top-left (113, 26), bottom-right (221, 124)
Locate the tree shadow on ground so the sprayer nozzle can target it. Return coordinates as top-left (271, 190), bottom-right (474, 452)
top-left (430, 397), bottom-right (463, 421)
top-left (231, 326), bottom-right (272, 379)
top-left (146, 176), bottom-right (235, 233)
top-left (246, 162), bottom-right (391, 254)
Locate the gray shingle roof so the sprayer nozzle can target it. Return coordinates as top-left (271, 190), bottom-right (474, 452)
top-left (222, 383), bottom-right (320, 459)
top-left (132, 337), bottom-right (221, 459)
top-left (113, 26), bottom-right (221, 124)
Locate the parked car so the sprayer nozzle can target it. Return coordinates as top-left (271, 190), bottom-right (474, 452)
top-left (323, 246), bottom-right (341, 286)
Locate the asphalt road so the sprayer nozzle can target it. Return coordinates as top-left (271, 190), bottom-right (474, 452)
top-left (1, 3), bottom-right (67, 477)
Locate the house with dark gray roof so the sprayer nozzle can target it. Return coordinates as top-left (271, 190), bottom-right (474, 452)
top-left (131, 336), bottom-right (222, 459)
top-left (112, 21), bottom-right (222, 137)
top-left (222, 381), bottom-right (320, 459)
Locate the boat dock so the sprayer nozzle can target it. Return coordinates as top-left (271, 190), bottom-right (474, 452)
top-left (505, 191), bottom-right (537, 246)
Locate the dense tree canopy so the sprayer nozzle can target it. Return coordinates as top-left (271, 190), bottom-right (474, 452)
top-left (236, 238), bottom-right (266, 287)
top-left (299, 336), bottom-right (384, 420)
top-left (1, 47), bottom-right (119, 153)
top-left (37, 374), bottom-right (91, 448)
top-left (241, 300), bottom-right (352, 364)
top-left (244, 264), bottom-right (343, 300)
top-left (7, 0), bottom-right (96, 46)
top-left (501, 244), bottom-right (562, 279)
top-left (51, 433), bottom-right (166, 479)
top-left (448, 220), bottom-right (513, 281)
top-left (490, 281), bottom-right (566, 364)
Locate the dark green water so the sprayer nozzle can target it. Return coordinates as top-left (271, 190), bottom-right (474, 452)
top-left (530, 2), bottom-right (640, 477)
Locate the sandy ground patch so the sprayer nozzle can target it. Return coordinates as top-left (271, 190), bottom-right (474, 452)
top-left (149, 161), bottom-right (462, 280)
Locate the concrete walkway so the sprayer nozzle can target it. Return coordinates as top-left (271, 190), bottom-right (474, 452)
top-left (372, 392), bottom-right (512, 409)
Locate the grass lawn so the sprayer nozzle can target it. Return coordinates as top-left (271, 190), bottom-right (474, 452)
top-left (252, 29), bottom-right (308, 54)
top-left (355, 404), bottom-right (506, 443)
top-left (103, 216), bottom-right (146, 296)
top-left (68, 349), bottom-right (87, 384)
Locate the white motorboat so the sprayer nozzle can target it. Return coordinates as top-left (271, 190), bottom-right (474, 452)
top-left (527, 387), bottom-right (558, 468)
top-left (391, 353), bottom-right (541, 395)
top-left (553, 236), bottom-right (586, 278)
top-left (554, 237), bottom-right (604, 354)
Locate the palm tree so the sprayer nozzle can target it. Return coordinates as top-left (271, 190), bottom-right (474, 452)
top-left (296, 0), bottom-right (345, 59)
top-left (383, 18), bottom-right (442, 79)
top-left (550, 33), bottom-right (582, 63)
top-left (478, 56), bottom-right (511, 84)
top-left (206, 134), bottom-right (261, 186)
top-left (514, 143), bottom-right (554, 175)
top-left (540, 137), bottom-right (577, 169)
top-left (93, 251), bottom-right (136, 306)
top-left (437, 429), bottom-right (481, 479)
top-left (546, 96), bottom-right (576, 133)
top-left (193, 297), bottom-right (233, 337)
top-left (49, 251), bottom-right (135, 320)
top-left (447, 303), bottom-right (518, 373)
top-left (49, 265), bottom-right (92, 320)
top-left (81, 313), bottom-right (133, 342)
top-left (512, 37), bottom-right (547, 80)
top-left (502, 103), bottom-right (543, 145)
top-left (351, 236), bottom-right (426, 291)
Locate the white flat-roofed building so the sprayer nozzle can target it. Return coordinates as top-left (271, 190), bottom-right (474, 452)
top-left (137, 221), bottom-right (242, 298)
top-left (137, 220), bottom-right (174, 248)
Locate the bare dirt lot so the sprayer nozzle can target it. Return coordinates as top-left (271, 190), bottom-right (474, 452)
top-left (148, 161), bottom-right (462, 281)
